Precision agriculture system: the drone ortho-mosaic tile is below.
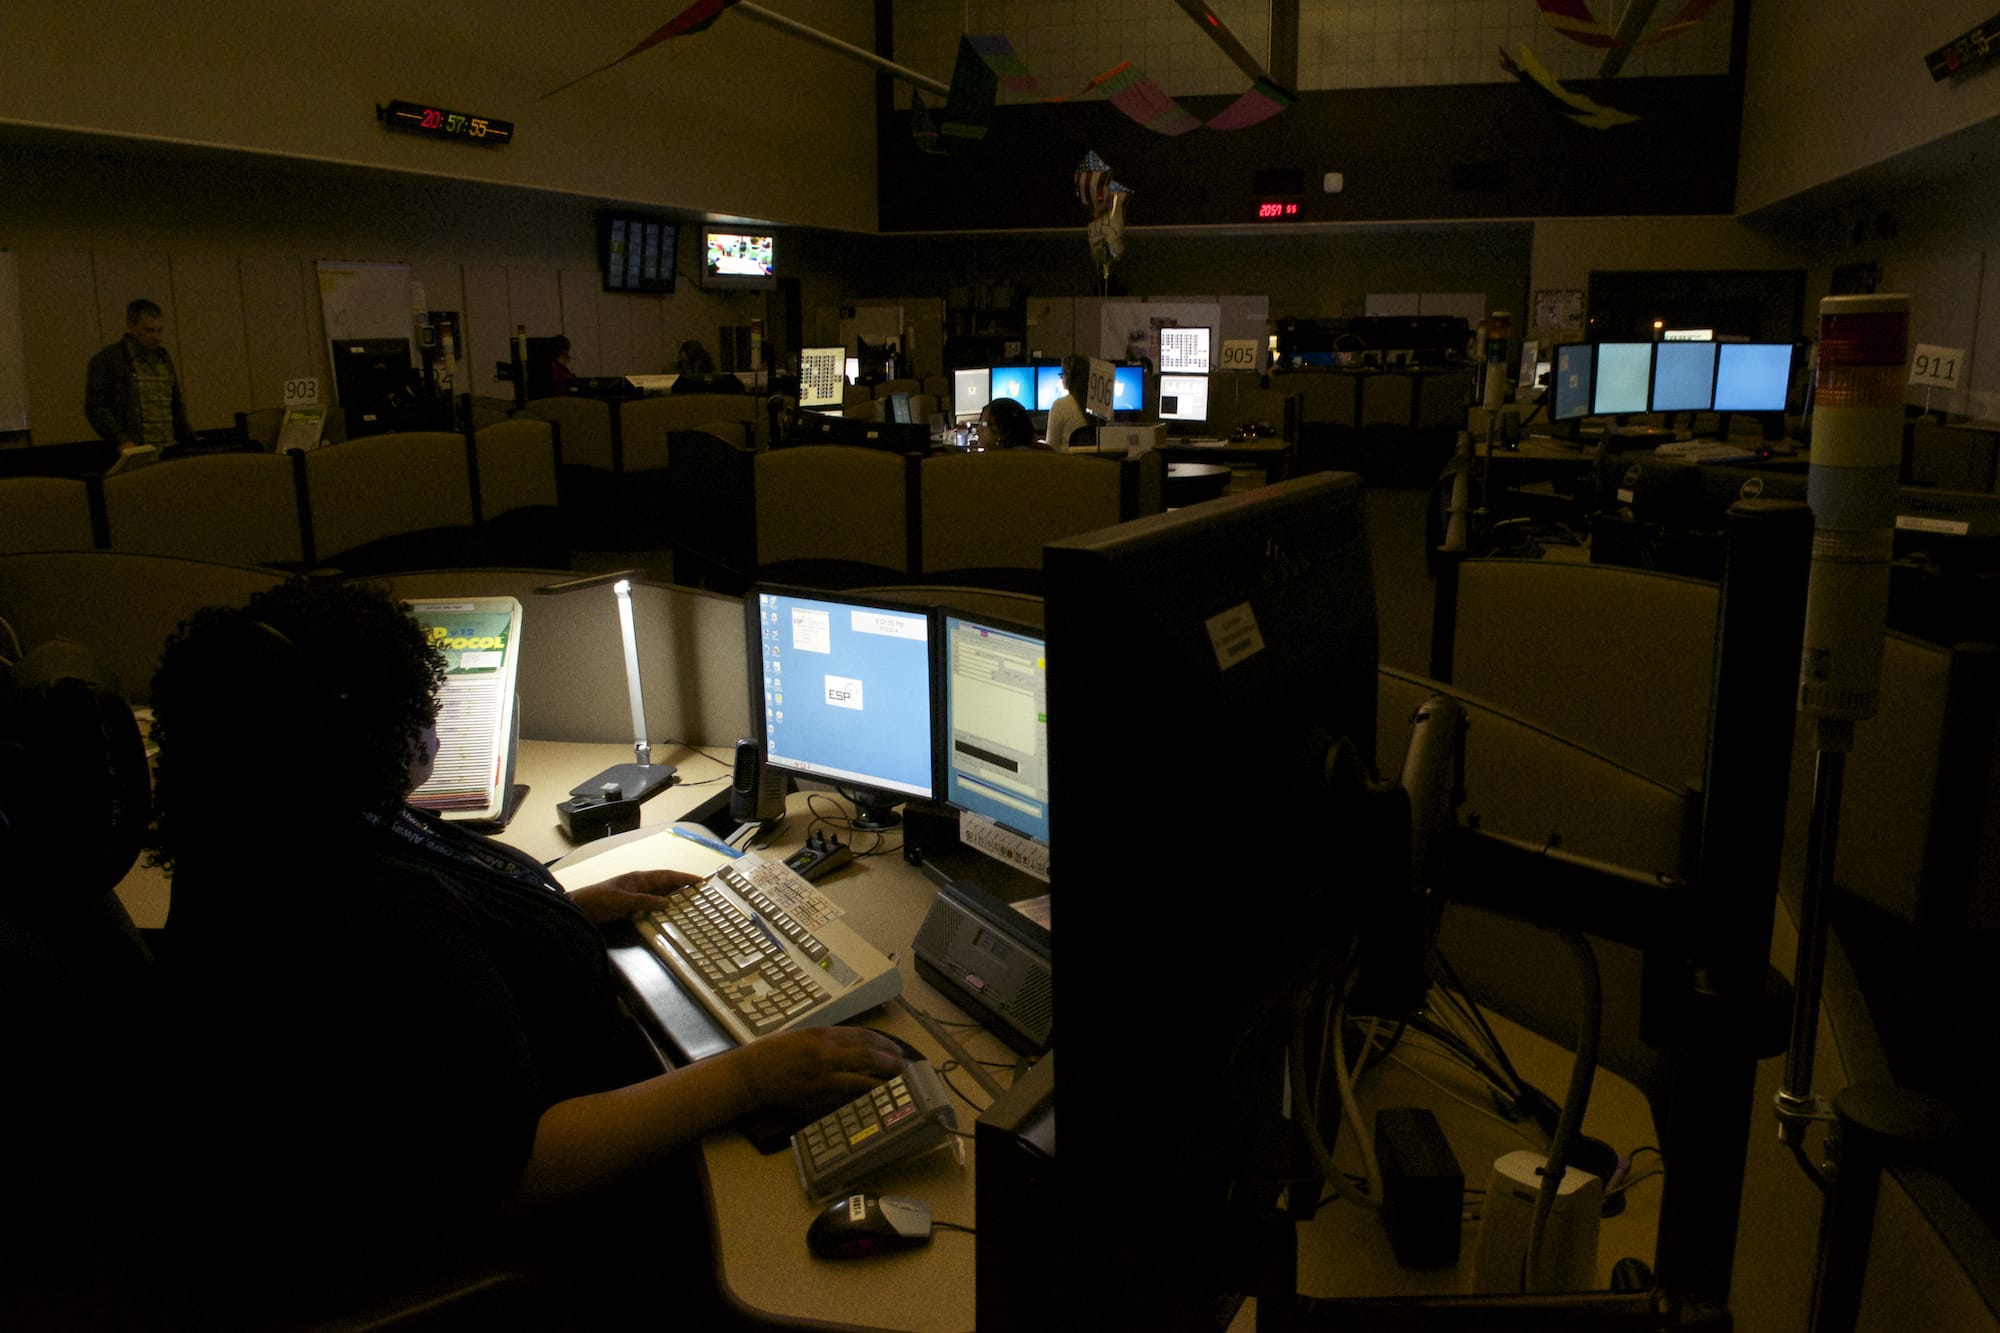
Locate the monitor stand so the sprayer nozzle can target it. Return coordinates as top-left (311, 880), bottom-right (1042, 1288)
top-left (849, 791), bottom-right (905, 832)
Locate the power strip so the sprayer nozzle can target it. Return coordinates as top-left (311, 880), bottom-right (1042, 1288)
top-left (784, 831), bottom-right (853, 882)
top-left (960, 812), bottom-right (1050, 881)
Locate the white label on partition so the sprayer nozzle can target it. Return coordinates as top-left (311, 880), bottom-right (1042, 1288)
top-left (1220, 339), bottom-right (1259, 372)
top-left (282, 376), bottom-right (320, 406)
top-left (1909, 344), bottom-right (1965, 389)
top-left (1085, 356), bottom-right (1115, 420)
top-left (1206, 603), bottom-right (1265, 671)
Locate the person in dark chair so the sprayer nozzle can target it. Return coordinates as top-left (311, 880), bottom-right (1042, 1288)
top-left (1044, 353), bottom-right (1094, 452)
top-left (145, 579), bottom-right (902, 1321)
top-left (974, 395), bottom-right (1041, 450)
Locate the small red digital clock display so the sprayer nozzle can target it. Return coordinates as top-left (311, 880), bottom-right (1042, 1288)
top-left (379, 100), bottom-right (514, 145)
top-left (1256, 201), bottom-right (1300, 220)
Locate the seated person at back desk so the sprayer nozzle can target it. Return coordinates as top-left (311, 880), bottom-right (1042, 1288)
top-left (146, 579), bottom-right (903, 1319)
top-left (1043, 353), bottom-right (1093, 451)
top-left (974, 395), bottom-right (1042, 450)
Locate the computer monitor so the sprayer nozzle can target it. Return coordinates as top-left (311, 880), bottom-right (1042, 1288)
top-left (989, 366), bottom-right (1034, 409)
top-left (798, 347), bottom-right (845, 410)
top-left (1551, 342), bottom-right (1595, 423)
top-left (1111, 364), bottom-right (1145, 415)
top-left (1712, 342), bottom-right (1794, 412)
top-left (887, 393), bottom-right (913, 425)
top-left (1157, 373), bottom-right (1210, 423)
top-left (1650, 340), bottom-right (1719, 413)
top-left (941, 612), bottom-right (1048, 848)
top-left (1034, 364), bottom-right (1065, 412)
top-left (1044, 472), bottom-right (1382, 1325)
top-left (1591, 342), bottom-right (1653, 417)
top-left (598, 212), bottom-right (676, 295)
top-left (1158, 325), bottom-right (1211, 375)
top-left (952, 367), bottom-right (991, 423)
top-left (750, 587), bottom-right (936, 831)
top-left (700, 227), bottom-right (775, 290)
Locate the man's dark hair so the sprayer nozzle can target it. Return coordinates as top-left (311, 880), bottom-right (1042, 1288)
top-left (1063, 353), bottom-right (1091, 390)
top-left (146, 579), bottom-right (446, 869)
top-left (126, 299), bottom-right (161, 326)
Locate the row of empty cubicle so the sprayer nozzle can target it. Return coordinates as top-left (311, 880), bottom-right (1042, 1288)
top-left (0, 389), bottom-right (1165, 594)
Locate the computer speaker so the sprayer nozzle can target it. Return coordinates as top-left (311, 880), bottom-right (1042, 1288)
top-left (731, 738), bottom-right (789, 823)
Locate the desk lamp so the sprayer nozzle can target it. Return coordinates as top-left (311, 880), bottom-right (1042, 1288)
top-left (533, 570), bottom-right (677, 810)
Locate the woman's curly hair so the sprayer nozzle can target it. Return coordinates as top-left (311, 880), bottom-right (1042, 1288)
top-left (146, 579), bottom-right (446, 870)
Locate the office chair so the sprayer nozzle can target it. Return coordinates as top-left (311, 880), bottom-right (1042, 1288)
top-left (0, 475), bottom-right (98, 553)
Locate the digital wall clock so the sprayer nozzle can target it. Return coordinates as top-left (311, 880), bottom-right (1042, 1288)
top-left (377, 100), bottom-right (515, 145)
top-left (1255, 201), bottom-right (1302, 220)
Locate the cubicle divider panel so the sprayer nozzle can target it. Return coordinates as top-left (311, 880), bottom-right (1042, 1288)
top-left (0, 551), bottom-right (287, 704)
top-left (522, 397), bottom-right (614, 471)
top-left (374, 569), bottom-right (749, 749)
top-left (301, 431), bottom-right (477, 576)
top-left (0, 475), bottom-right (100, 554)
top-left (752, 444), bottom-right (912, 587)
top-left (1451, 558), bottom-right (1720, 792)
top-left (917, 450), bottom-right (1128, 589)
top-left (99, 451), bottom-right (310, 569)
top-left (666, 429), bottom-right (758, 594)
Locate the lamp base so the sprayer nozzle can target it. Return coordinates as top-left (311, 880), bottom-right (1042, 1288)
top-left (568, 762), bottom-right (678, 804)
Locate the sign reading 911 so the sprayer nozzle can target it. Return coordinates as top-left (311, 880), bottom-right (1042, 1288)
top-left (1909, 344), bottom-right (1966, 390)
top-left (1085, 357), bottom-right (1115, 420)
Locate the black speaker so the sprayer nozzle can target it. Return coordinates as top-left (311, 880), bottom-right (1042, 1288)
top-left (730, 738), bottom-right (789, 823)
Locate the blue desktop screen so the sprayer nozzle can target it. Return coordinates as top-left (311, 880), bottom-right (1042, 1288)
top-left (990, 366), bottom-right (1034, 408)
top-left (943, 614), bottom-right (1049, 846)
top-left (1592, 343), bottom-right (1653, 416)
top-left (1112, 364), bottom-right (1144, 413)
top-left (1552, 344), bottom-right (1594, 421)
top-left (1651, 341), bottom-right (1718, 412)
top-left (1035, 365), bottom-right (1065, 411)
top-left (1712, 343), bottom-right (1793, 412)
top-left (755, 590), bottom-right (935, 800)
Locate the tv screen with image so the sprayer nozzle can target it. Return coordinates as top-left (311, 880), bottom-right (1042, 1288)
top-left (701, 228), bottom-right (776, 290)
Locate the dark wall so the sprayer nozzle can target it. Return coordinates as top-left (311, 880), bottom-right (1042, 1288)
top-left (878, 76), bottom-right (1744, 233)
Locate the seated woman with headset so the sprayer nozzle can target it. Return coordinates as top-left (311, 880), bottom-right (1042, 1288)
top-left (147, 579), bottom-right (902, 1316)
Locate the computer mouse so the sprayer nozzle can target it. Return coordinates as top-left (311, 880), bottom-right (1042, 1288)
top-left (806, 1193), bottom-right (933, 1260)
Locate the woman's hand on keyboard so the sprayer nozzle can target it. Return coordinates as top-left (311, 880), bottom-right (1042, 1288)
top-left (738, 1026), bottom-right (907, 1120)
top-left (565, 868), bottom-right (706, 924)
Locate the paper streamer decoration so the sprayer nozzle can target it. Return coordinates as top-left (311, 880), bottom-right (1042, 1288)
top-left (543, 0), bottom-right (737, 98)
top-left (1498, 45), bottom-right (1641, 129)
top-left (1535, 0), bottom-right (1722, 49)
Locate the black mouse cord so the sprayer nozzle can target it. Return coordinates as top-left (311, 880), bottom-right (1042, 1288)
top-left (931, 1220), bottom-right (976, 1236)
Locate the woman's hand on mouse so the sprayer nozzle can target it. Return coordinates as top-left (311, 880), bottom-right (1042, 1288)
top-left (564, 868), bottom-right (705, 924)
top-left (737, 1027), bottom-right (907, 1119)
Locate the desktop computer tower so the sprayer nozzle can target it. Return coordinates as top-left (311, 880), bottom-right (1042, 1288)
top-left (974, 1052), bottom-right (1054, 1333)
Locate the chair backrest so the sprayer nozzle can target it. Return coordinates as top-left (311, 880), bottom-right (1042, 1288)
top-left (921, 375), bottom-right (950, 400)
top-left (753, 445), bottom-right (912, 582)
top-left (472, 418), bottom-right (560, 520)
top-left (667, 428), bottom-right (759, 590)
top-left (100, 452), bottom-right (308, 568)
top-left (303, 431), bottom-right (474, 571)
top-left (0, 476), bottom-right (99, 553)
top-left (843, 400), bottom-right (881, 421)
top-left (238, 406), bottom-right (288, 451)
top-left (618, 393), bottom-right (761, 472)
top-left (0, 551), bottom-right (286, 704)
top-left (522, 397), bottom-right (614, 470)
top-left (918, 450), bottom-right (1136, 585)
top-left (874, 378), bottom-right (922, 400)
top-left (910, 393), bottom-right (940, 425)
top-left (843, 385), bottom-right (874, 407)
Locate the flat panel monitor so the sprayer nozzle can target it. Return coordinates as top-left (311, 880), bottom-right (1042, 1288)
top-left (751, 587), bottom-right (936, 830)
top-left (1592, 342), bottom-right (1653, 417)
top-left (1551, 342), bottom-right (1594, 422)
top-left (1034, 364), bottom-right (1065, 411)
top-left (887, 392), bottom-right (913, 425)
top-left (701, 228), bottom-right (776, 290)
top-left (599, 212), bottom-right (676, 294)
top-left (1158, 326), bottom-right (1211, 375)
top-left (1650, 340), bottom-right (1718, 412)
top-left (1158, 373), bottom-right (1210, 423)
top-left (1712, 342), bottom-right (1794, 412)
top-left (990, 366), bottom-right (1034, 409)
top-left (953, 367), bottom-right (991, 422)
top-left (1044, 473), bottom-right (1380, 1324)
top-left (1112, 364), bottom-right (1145, 415)
top-left (799, 347), bottom-right (845, 410)
top-left (942, 612), bottom-right (1049, 847)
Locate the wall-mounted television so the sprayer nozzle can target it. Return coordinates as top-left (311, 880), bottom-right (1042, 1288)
top-left (600, 212), bottom-right (677, 294)
top-left (701, 227), bottom-right (776, 290)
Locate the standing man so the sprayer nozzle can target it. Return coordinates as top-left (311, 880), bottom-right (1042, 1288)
top-left (86, 299), bottom-right (196, 454)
